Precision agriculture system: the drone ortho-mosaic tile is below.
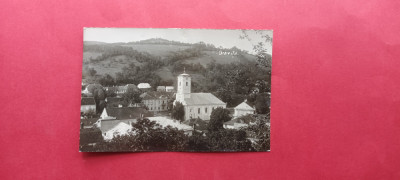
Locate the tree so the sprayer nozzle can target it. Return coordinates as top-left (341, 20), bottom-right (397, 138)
top-left (121, 88), bottom-right (142, 107)
top-left (79, 127), bottom-right (104, 151)
top-left (99, 74), bottom-right (115, 86)
top-left (245, 114), bottom-right (270, 151)
top-left (171, 102), bottom-right (185, 123)
top-left (255, 93), bottom-right (270, 114)
top-left (88, 67), bottom-right (97, 76)
top-left (207, 107), bottom-right (231, 131)
top-left (94, 118), bottom-right (188, 151)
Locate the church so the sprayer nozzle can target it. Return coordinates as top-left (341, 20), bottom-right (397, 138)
top-left (174, 70), bottom-right (226, 120)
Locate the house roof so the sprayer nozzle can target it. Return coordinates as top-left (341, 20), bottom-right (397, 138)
top-left (165, 86), bottom-right (174, 89)
top-left (234, 101), bottom-right (255, 110)
top-left (140, 91), bottom-right (172, 100)
top-left (99, 119), bottom-right (135, 136)
top-left (104, 107), bottom-right (152, 120)
top-left (81, 97), bottom-right (96, 105)
top-left (102, 121), bottom-right (133, 140)
top-left (157, 86), bottom-right (165, 90)
top-left (106, 97), bottom-right (123, 105)
top-left (137, 83), bottom-right (151, 89)
top-left (184, 93), bottom-right (226, 106)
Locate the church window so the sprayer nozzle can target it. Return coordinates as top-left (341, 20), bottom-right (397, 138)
top-left (205, 108), bottom-right (207, 113)
top-left (186, 82), bottom-right (188, 86)
top-left (179, 82), bottom-right (181, 86)
top-left (198, 108), bottom-right (200, 114)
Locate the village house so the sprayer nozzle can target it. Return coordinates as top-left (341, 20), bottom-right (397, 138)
top-left (105, 84), bottom-right (139, 96)
top-left (105, 97), bottom-right (123, 108)
top-left (233, 100), bottom-right (255, 118)
top-left (81, 97), bottom-right (96, 113)
top-left (96, 107), bottom-right (152, 140)
top-left (140, 91), bottom-right (172, 112)
top-left (165, 86), bottom-right (174, 92)
top-left (174, 71), bottom-right (226, 120)
top-left (157, 86), bottom-right (166, 92)
top-left (137, 83), bottom-right (151, 91)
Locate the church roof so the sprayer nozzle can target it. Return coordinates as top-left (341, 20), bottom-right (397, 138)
top-left (234, 101), bottom-right (254, 110)
top-left (184, 93), bottom-right (226, 106)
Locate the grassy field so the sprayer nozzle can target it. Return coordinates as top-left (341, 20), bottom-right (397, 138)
top-left (83, 52), bottom-right (102, 62)
top-left (83, 55), bottom-right (142, 76)
top-left (121, 44), bottom-right (192, 57)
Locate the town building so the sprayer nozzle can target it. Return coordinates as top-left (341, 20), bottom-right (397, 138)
top-left (137, 83), bottom-right (151, 91)
top-left (174, 71), bottom-right (226, 120)
top-left (96, 107), bottom-right (152, 140)
top-left (81, 97), bottom-right (96, 113)
top-left (157, 86), bottom-right (166, 92)
top-left (140, 91), bottom-right (172, 112)
top-left (165, 86), bottom-right (174, 92)
top-left (233, 100), bottom-right (255, 118)
top-left (105, 84), bottom-right (138, 96)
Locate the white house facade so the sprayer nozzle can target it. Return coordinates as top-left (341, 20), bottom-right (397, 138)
top-left (233, 101), bottom-right (255, 118)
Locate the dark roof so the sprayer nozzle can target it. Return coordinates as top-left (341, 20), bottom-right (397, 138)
top-left (81, 97), bottom-right (96, 105)
top-left (184, 93), bottom-right (226, 106)
top-left (140, 91), bottom-right (172, 100)
top-left (105, 107), bottom-right (152, 120)
top-left (106, 97), bottom-right (123, 104)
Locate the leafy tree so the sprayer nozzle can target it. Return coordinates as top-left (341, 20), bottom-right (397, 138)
top-left (121, 88), bottom-right (142, 107)
top-left (207, 107), bottom-right (231, 131)
top-left (245, 114), bottom-right (270, 151)
top-left (79, 127), bottom-right (104, 151)
top-left (172, 102), bottom-right (185, 123)
top-left (255, 93), bottom-right (270, 114)
top-left (95, 118), bottom-right (188, 151)
top-left (207, 129), bottom-right (254, 151)
top-left (99, 74), bottom-right (115, 86)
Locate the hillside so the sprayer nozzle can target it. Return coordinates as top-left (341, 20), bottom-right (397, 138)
top-left (82, 39), bottom-right (271, 94)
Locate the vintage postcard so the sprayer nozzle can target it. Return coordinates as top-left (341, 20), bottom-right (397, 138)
top-left (80, 28), bottom-right (272, 152)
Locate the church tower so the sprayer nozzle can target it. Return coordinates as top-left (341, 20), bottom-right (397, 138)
top-left (176, 68), bottom-right (191, 103)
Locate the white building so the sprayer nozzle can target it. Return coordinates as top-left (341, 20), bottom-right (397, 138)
top-left (81, 97), bottom-right (96, 113)
top-left (165, 86), bottom-right (174, 92)
top-left (233, 101), bottom-right (255, 118)
top-left (137, 83), bottom-right (151, 90)
top-left (174, 71), bottom-right (226, 120)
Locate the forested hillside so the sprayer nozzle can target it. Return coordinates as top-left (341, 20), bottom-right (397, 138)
top-left (82, 38), bottom-right (271, 108)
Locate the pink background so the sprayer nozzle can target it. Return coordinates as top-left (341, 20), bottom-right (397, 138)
top-left (1, 0), bottom-right (400, 179)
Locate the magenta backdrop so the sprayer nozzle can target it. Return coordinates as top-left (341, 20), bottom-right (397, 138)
top-left (1, 0), bottom-right (400, 179)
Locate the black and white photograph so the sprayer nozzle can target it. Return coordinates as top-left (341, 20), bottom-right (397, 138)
top-left (80, 28), bottom-right (272, 152)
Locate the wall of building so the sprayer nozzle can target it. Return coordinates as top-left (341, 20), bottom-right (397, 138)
top-left (143, 99), bottom-right (169, 112)
top-left (81, 105), bottom-right (96, 113)
top-left (184, 104), bottom-right (226, 120)
top-left (234, 109), bottom-right (254, 117)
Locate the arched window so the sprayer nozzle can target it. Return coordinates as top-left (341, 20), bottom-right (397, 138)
top-left (198, 108), bottom-right (200, 114)
top-left (205, 108), bottom-right (207, 113)
top-left (186, 82), bottom-right (188, 86)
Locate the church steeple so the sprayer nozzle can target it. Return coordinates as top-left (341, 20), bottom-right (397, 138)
top-left (176, 69), bottom-right (191, 102)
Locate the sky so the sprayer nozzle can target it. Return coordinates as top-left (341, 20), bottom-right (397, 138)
top-left (84, 28), bottom-right (273, 55)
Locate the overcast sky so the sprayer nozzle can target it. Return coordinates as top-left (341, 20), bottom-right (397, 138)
top-left (84, 28), bottom-right (272, 55)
